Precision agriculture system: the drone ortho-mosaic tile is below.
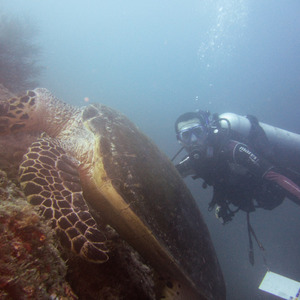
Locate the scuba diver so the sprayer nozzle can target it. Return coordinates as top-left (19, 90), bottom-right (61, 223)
top-left (174, 110), bottom-right (300, 223)
top-left (173, 110), bottom-right (300, 264)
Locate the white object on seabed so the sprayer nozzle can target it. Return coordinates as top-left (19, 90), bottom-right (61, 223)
top-left (259, 271), bottom-right (300, 299)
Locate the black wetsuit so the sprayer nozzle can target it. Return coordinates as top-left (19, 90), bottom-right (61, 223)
top-left (176, 130), bottom-right (300, 223)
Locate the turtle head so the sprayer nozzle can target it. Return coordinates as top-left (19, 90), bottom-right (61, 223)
top-left (0, 90), bottom-right (40, 135)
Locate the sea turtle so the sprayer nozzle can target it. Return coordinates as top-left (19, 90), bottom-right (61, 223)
top-left (0, 88), bottom-right (225, 299)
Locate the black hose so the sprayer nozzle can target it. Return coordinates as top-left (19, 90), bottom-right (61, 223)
top-left (171, 146), bottom-right (184, 162)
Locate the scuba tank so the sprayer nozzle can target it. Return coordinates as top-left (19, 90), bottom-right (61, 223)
top-left (218, 113), bottom-right (300, 174)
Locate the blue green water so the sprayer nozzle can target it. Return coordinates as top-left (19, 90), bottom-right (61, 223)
top-left (2, 0), bottom-right (300, 298)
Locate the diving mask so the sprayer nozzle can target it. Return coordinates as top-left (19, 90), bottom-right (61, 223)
top-left (177, 124), bottom-right (207, 145)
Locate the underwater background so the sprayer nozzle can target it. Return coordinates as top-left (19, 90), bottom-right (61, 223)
top-left (1, 0), bottom-right (300, 299)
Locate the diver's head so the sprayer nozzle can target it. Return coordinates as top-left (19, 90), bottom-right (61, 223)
top-left (175, 110), bottom-right (210, 150)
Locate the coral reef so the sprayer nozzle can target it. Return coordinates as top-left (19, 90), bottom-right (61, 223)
top-left (0, 169), bottom-right (76, 299)
top-left (0, 16), bottom-right (42, 92)
top-left (0, 168), bottom-right (158, 299)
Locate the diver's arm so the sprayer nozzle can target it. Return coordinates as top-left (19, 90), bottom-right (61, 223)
top-left (228, 140), bottom-right (272, 178)
top-left (264, 170), bottom-right (300, 200)
top-left (228, 140), bottom-right (300, 201)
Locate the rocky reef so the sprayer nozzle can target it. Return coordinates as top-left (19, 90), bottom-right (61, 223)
top-left (0, 169), bottom-right (75, 299)
top-left (0, 166), bottom-right (159, 299)
top-left (0, 168), bottom-right (157, 299)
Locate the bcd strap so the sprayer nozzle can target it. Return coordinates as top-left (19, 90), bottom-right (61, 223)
top-left (246, 115), bottom-right (274, 161)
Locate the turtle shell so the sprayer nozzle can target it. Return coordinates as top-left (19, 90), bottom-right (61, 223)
top-left (82, 104), bottom-right (226, 299)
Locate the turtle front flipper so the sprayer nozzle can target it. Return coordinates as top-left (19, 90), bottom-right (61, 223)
top-left (19, 137), bottom-right (109, 263)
